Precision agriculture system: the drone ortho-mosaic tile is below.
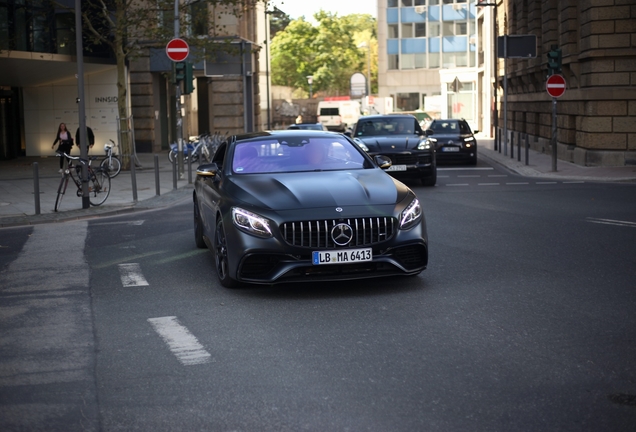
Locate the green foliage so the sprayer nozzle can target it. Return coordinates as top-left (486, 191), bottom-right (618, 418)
top-left (270, 11), bottom-right (377, 97)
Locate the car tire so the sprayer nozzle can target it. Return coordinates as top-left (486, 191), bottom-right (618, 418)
top-left (421, 168), bottom-right (437, 186)
top-left (193, 200), bottom-right (206, 249)
top-left (214, 217), bottom-right (240, 288)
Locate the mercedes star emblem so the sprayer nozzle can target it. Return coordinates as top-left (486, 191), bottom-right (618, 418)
top-left (331, 223), bottom-right (353, 246)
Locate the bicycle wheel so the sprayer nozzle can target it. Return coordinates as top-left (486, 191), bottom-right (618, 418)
top-left (88, 168), bottom-right (111, 206)
top-left (100, 156), bottom-right (121, 177)
top-left (54, 174), bottom-right (69, 212)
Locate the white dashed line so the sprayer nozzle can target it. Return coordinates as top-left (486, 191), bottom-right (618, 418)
top-left (563, 181), bottom-right (584, 184)
top-left (586, 217), bottom-right (636, 228)
top-left (458, 175), bottom-right (480, 178)
top-left (118, 263), bottom-right (149, 287)
top-left (478, 183), bottom-right (500, 186)
top-left (488, 174), bottom-right (508, 178)
top-left (506, 182), bottom-right (529, 185)
top-left (148, 317), bottom-right (212, 366)
top-left (536, 181), bottom-right (557, 184)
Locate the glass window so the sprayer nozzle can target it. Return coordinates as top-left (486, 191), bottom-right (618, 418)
top-left (429, 22), bottom-right (440, 37)
top-left (429, 52), bottom-right (440, 68)
top-left (415, 23), bottom-right (426, 38)
top-left (429, 0), bottom-right (439, 4)
top-left (396, 93), bottom-right (420, 111)
top-left (401, 54), bottom-right (415, 69)
top-left (388, 24), bottom-right (398, 39)
top-left (415, 53), bottom-right (426, 68)
top-left (401, 0), bottom-right (413, 6)
top-left (456, 22), bottom-right (467, 35)
top-left (388, 54), bottom-right (399, 70)
top-left (414, 0), bottom-right (426, 4)
top-left (401, 23), bottom-right (413, 38)
top-left (456, 52), bottom-right (468, 67)
top-left (388, 0), bottom-right (398, 6)
top-left (442, 22), bottom-right (454, 36)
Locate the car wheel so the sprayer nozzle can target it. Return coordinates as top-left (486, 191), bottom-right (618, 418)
top-left (421, 168), bottom-right (437, 186)
top-left (193, 200), bottom-right (206, 249)
top-left (214, 217), bottom-right (240, 288)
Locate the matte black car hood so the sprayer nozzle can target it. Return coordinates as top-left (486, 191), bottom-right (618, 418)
top-left (428, 133), bottom-right (469, 141)
top-left (227, 170), bottom-right (405, 210)
top-left (356, 134), bottom-right (424, 152)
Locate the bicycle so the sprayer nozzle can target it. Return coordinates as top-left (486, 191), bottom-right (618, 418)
top-left (54, 153), bottom-right (111, 212)
top-left (100, 139), bottom-right (121, 177)
top-left (168, 132), bottom-right (221, 164)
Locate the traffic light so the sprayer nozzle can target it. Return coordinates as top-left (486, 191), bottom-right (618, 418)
top-left (183, 62), bottom-right (195, 95)
top-left (172, 61), bottom-right (186, 84)
top-left (547, 45), bottom-right (562, 76)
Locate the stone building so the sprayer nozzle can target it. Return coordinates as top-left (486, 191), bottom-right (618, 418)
top-left (500, 0), bottom-right (636, 166)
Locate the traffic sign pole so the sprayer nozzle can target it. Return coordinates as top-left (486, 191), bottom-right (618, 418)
top-left (545, 74), bottom-right (566, 172)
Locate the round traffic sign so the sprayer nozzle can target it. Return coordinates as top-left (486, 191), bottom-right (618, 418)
top-left (546, 74), bottom-right (566, 98)
top-left (166, 38), bottom-right (189, 62)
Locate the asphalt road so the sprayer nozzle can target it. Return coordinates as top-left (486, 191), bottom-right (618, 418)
top-left (1, 160), bottom-right (635, 431)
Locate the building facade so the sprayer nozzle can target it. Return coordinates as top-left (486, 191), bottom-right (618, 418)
top-left (498, 0), bottom-right (636, 166)
top-left (0, 0), bottom-right (263, 158)
top-left (377, 0), bottom-right (491, 135)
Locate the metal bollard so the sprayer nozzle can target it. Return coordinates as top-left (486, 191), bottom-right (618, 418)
top-left (130, 155), bottom-right (138, 203)
top-left (517, 132), bottom-right (521, 162)
top-left (525, 133), bottom-right (529, 165)
top-left (187, 154), bottom-right (192, 184)
top-left (33, 162), bottom-right (41, 215)
top-left (510, 133), bottom-right (514, 159)
top-left (154, 154), bottom-right (160, 196)
top-left (172, 156), bottom-right (177, 190)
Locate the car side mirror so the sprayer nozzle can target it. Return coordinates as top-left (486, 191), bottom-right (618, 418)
top-left (343, 130), bottom-right (352, 138)
top-left (196, 163), bottom-right (219, 177)
top-left (425, 129), bottom-right (434, 136)
top-left (473, 130), bottom-right (479, 134)
top-left (374, 155), bottom-right (392, 169)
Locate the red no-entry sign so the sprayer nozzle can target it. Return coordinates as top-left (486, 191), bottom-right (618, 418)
top-left (166, 38), bottom-right (189, 62)
top-left (546, 74), bottom-right (566, 98)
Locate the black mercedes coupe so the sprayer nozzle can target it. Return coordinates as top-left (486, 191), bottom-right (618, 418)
top-left (193, 130), bottom-right (429, 287)
top-left (349, 114), bottom-right (437, 186)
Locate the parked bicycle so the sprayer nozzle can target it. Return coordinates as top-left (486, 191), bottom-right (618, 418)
top-left (168, 132), bottom-right (224, 164)
top-left (54, 153), bottom-right (111, 212)
top-left (100, 139), bottom-right (121, 177)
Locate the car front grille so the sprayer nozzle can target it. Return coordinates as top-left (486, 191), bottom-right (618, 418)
top-left (281, 217), bottom-right (396, 248)
top-left (388, 153), bottom-right (432, 165)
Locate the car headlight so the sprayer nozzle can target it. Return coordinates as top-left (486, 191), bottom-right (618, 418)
top-left (353, 138), bottom-right (369, 152)
top-left (399, 198), bottom-right (422, 230)
top-left (232, 207), bottom-right (272, 238)
top-left (417, 140), bottom-right (431, 150)
top-left (464, 136), bottom-right (475, 142)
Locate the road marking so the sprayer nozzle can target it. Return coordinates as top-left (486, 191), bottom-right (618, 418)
top-left (438, 167), bottom-right (494, 171)
top-left (148, 316), bottom-right (212, 366)
top-left (92, 220), bottom-right (145, 226)
top-left (488, 174), bottom-right (508, 177)
top-left (563, 181), bottom-right (584, 184)
top-left (458, 175), bottom-right (480, 178)
top-left (586, 217), bottom-right (636, 228)
top-left (478, 183), bottom-right (500, 186)
top-left (446, 183), bottom-right (470, 186)
top-left (118, 263), bottom-right (149, 287)
top-left (536, 181), bottom-right (557, 184)
top-left (506, 182), bottom-right (529, 185)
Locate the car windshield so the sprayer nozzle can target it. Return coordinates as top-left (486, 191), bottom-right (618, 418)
top-left (355, 118), bottom-right (419, 137)
top-left (232, 136), bottom-right (367, 174)
top-left (429, 120), bottom-right (460, 133)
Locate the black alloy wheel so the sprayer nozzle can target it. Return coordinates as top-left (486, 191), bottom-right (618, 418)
top-left (214, 218), bottom-right (239, 288)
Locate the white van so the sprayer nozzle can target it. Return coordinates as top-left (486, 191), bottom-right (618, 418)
top-left (317, 99), bottom-right (361, 132)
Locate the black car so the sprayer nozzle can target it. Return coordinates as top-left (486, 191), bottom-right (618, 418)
top-left (193, 130), bottom-right (429, 287)
top-left (349, 114), bottom-right (437, 186)
top-left (424, 119), bottom-right (478, 165)
top-left (287, 123), bottom-right (328, 131)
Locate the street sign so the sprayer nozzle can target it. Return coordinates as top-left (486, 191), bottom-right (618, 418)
top-left (497, 35), bottom-right (537, 58)
top-left (546, 74), bottom-right (566, 98)
top-left (166, 38), bottom-right (189, 62)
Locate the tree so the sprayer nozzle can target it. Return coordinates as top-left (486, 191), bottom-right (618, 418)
top-left (72, 0), bottom-right (264, 169)
top-left (270, 11), bottom-right (377, 97)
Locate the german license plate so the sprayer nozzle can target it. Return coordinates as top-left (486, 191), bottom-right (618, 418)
top-left (386, 164), bottom-right (407, 171)
top-left (312, 248), bottom-right (372, 265)
top-left (442, 147), bottom-right (460, 152)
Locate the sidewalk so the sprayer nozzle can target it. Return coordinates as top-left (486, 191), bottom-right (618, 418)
top-left (0, 152), bottom-right (195, 227)
top-left (1, 142), bottom-right (635, 227)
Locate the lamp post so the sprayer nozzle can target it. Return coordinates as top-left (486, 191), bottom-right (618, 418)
top-left (307, 75), bottom-right (313, 99)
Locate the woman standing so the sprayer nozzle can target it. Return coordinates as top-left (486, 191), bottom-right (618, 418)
top-left (51, 123), bottom-right (73, 172)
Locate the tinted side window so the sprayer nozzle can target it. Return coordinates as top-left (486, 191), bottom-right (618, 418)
top-left (459, 122), bottom-right (472, 134)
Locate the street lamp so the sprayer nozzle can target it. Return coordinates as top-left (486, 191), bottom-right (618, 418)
top-left (307, 75), bottom-right (313, 98)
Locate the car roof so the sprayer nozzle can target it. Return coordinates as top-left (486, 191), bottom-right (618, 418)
top-left (359, 114), bottom-right (418, 120)
top-left (233, 130), bottom-right (343, 143)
